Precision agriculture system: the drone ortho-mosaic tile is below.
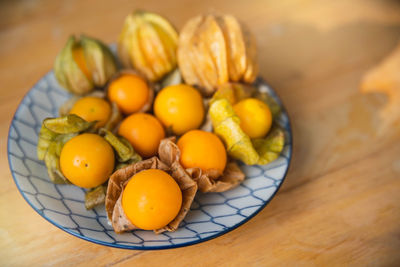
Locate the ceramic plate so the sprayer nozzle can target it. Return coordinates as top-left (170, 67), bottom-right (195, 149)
top-left (7, 72), bottom-right (292, 250)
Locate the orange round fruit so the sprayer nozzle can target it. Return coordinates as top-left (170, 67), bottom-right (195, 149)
top-left (72, 46), bottom-right (91, 80)
top-left (122, 169), bottom-right (182, 230)
top-left (177, 130), bottom-right (227, 173)
top-left (59, 133), bottom-right (115, 188)
top-left (233, 98), bottom-right (272, 139)
top-left (107, 74), bottom-right (150, 114)
top-left (118, 113), bottom-right (165, 158)
top-left (154, 84), bottom-right (204, 135)
top-left (69, 97), bottom-right (111, 128)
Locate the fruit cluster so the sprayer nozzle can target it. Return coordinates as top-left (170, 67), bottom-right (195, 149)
top-left (37, 11), bottom-right (285, 234)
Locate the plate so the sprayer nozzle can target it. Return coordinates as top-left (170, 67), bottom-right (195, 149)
top-left (7, 72), bottom-right (292, 250)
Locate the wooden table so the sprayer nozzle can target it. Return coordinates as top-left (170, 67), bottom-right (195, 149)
top-left (2, 0), bottom-right (400, 265)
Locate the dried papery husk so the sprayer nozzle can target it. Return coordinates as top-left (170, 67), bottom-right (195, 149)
top-left (177, 15), bottom-right (203, 87)
top-left (241, 24), bottom-right (258, 82)
top-left (178, 13), bottom-right (258, 95)
top-left (159, 137), bottom-right (245, 193)
top-left (187, 162), bottom-right (245, 193)
top-left (118, 10), bottom-right (178, 82)
top-left (106, 69), bottom-right (155, 113)
top-left (217, 15), bottom-right (246, 81)
top-left (105, 154), bottom-right (198, 234)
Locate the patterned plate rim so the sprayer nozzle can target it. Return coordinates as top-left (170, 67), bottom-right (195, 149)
top-left (7, 72), bottom-right (293, 250)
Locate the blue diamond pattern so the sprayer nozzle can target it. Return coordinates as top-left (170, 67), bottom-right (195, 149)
top-left (7, 71), bottom-right (292, 249)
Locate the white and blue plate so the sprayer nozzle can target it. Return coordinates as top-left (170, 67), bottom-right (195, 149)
top-left (7, 72), bottom-right (292, 250)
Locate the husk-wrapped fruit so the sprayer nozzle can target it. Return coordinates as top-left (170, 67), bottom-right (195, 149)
top-left (178, 14), bottom-right (258, 96)
top-left (54, 35), bottom-right (117, 95)
top-left (118, 10), bottom-right (178, 82)
top-left (105, 155), bottom-right (197, 234)
top-left (37, 114), bottom-right (141, 209)
top-left (209, 83), bottom-right (284, 165)
top-left (159, 137), bottom-right (245, 193)
top-left (107, 70), bottom-right (154, 115)
top-left (59, 91), bottom-right (122, 131)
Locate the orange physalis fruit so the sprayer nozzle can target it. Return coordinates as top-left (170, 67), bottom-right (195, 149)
top-left (177, 130), bottom-right (227, 173)
top-left (122, 169), bottom-right (182, 230)
top-left (154, 84), bottom-right (204, 135)
top-left (108, 74), bottom-right (150, 114)
top-left (69, 97), bottom-right (111, 128)
top-left (59, 133), bottom-right (115, 188)
top-left (118, 113), bottom-right (165, 158)
top-left (233, 98), bottom-right (272, 139)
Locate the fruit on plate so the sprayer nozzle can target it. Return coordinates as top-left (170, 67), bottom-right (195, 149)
top-left (106, 156), bottom-right (197, 234)
top-left (59, 91), bottom-right (122, 132)
top-left (69, 96), bottom-right (112, 128)
top-left (209, 84), bottom-right (285, 165)
top-left (118, 113), bottom-right (165, 158)
top-left (177, 130), bottom-right (227, 174)
top-left (38, 10), bottom-right (288, 234)
top-left (107, 73), bottom-right (153, 114)
top-left (54, 35), bottom-right (117, 95)
top-left (118, 10), bottom-right (178, 81)
top-left (122, 169), bottom-right (182, 230)
top-left (37, 113), bottom-right (142, 208)
top-left (178, 14), bottom-right (258, 96)
top-left (233, 98), bottom-right (272, 139)
top-left (159, 137), bottom-right (245, 193)
top-left (59, 133), bottom-right (115, 188)
top-left (154, 84), bottom-right (204, 135)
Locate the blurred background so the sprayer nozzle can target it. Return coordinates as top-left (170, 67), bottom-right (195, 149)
top-left (1, 0), bottom-right (400, 265)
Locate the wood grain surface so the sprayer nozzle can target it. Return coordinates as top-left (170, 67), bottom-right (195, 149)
top-left (1, 0), bottom-right (400, 266)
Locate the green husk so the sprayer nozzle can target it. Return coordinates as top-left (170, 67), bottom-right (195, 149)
top-left (85, 185), bottom-right (107, 210)
top-left (37, 115), bottom-right (99, 184)
top-left (252, 127), bottom-right (285, 165)
top-left (54, 35), bottom-right (117, 95)
top-left (44, 141), bottom-right (69, 184)
top-left (211, 83), bottom-right (281, 116)
top-left (99, 128), bottom-right (142, 163)
top-left (37, 125), bottom-right (59, 160)
top-left (54, 36), bottom-right (93, 95)
top-left (81, 35), bottom-right (117, 87)
top-left (209, 83), bottom-right (285, 165)
top-left (42, 134), bottom-right (76, 184)
top-left (210, 99), bottom-right (259, 165)
top-left (58, 93), bottom-right (121, 132)
top-left (254, 90), bottom-right (281, 118)
top-left (43, 114), bottom-right (96, 134)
